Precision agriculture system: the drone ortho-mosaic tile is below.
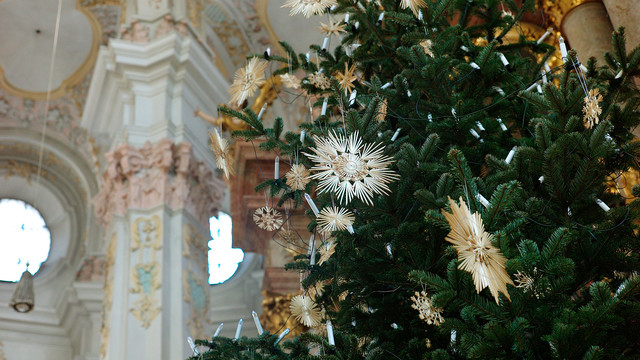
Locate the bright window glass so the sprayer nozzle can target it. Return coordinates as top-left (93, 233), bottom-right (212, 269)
top-left (0, 199), bottom-right (51, 282)
top-left (208, 212), bottom-right (244, 284)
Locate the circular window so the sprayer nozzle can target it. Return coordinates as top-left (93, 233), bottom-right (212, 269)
top-left (0, 199), bottom-right (51, 282)
top-left (208, 212), bottom-right (244, 284)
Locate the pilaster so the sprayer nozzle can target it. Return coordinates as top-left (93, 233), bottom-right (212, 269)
top-left (93, 141), bottom-right (225, 360)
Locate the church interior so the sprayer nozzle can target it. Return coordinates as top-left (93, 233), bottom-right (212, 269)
top-left (0, 0), bottom-right (638, 359)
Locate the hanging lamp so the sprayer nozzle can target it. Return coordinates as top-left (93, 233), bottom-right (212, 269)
top-left (9, 265), bottom-right (35, 313)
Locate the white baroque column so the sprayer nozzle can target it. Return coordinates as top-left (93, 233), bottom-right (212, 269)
top-left (92, 141), bottom-right (225, 360)
top-left (83, 8), bottom-right (230, 359)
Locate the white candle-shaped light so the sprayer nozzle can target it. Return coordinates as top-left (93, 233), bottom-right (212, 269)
top-left (354, 21), bottom-right (360, 30)
top-left (330, 4), bottom-right (337, 11)
top-left (306, 52), bottom-right (311, 62)
top-left (538, 175), bottom-right (545, 183)
top-left (558, 36), bottom-right (568, 61)
top-left (580, 63), bottom-right (588, 73)
top-left (475, 121), bottom-right (485, 131)
top-left (344, 13), bottom-right (350, 23)
top-left (347, 224), bottom-right (354, 234)
top-left (300, 130), bottom-right (305, 143)
top-left (377, 12), bottom-right (385, 23)
top-left (476, 193), bottom-right (490, 208)
top-left (536, 27), bottom-right (553, 44)
top-left (321, 97), bottom-right (329, 115)
top-left (213, 323), bottom-right (224, 337)
top-left (274, 328), bottom-right (290, 345)
top-left (427, 113), bottom-right (433, 122)
top-left (309, 235), bottom-right (317, 265)
top-left (377, 131), bottom-right (383, 138)
top-left (251, 310), bottom-right (264, 335)
top-left (544, 62), bottom-right (551, 74)
top-left (567, 207), bottom-right (572, 216)
top-left (616, 69), bottom-right (623, 79)
top-left (525, 82), bottom-right (538, 92)
top-left (505, 146), bottom-right (517, 164)
top-left (234, 319), bottom-right (243, 340)
top-left (187, 337), bottom-right (199, 355)
top-left (493, 86), bottom-right (505, 96)
top-left (326, 321), bottom-right (335, 346)
top-left (264, 47), bottom-right (271, 58)
top-left (385, 243), bottom-right (393, 258)
top-left (469, 128), bottom-right (481, 139)
top-left (381, 82), bottom-right (392, 89)
top-left (595, 198), bottom-right (610, 212)
top-left (418, 10), bottom-right (423, 22)
top-left (274, 156), bottom-right (280, 179)
top-left (322, 37), bottom-right (329, 51)
top-left (470, 62), bottom-right (480, 70)
top-left (536, 84), bottom-right (543, 94)
top-left (541, 70), bottom-right (548, 84)
top-left (498, 53), bottom-right (509, 67)
top-left (391, 128), bottom-right (401, 141)
top-left (406, 89), bottom-right (412, 97)
top-left (460, 45), bottom-right (469, 52)
top-left (496, 117), bottom-right (508, 131)
top-left (349, 90), bottom-right (357, 106)
top-left (258, 103), bottom-right (268, 120)
top-left (304, 193), bottom-right (320, 216)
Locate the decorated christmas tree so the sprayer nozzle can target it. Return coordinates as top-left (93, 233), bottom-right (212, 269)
top-left (191, 0), bottom-right (640, 358)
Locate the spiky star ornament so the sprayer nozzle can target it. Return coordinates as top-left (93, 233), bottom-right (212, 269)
top-left (316, 206), bottom-right (354, 233)
top-left (282, 0), bottom-right (337, 18)
top-left (400, 0), bottom-right (426, 16)
top-left (441, 197), bottom-right (514, 304)
top-left (285, 163), bottom-right (311, 191)
top-left (290, 295), bottom-right (322, 327)
top-left (209, 128), bottom-right (234, 178)
top-left (229, 57), bottom-right (268, 106)
top-left (253, 206), bottom-right (283, 231)
top-left (319, 19), bottom-right (346, 37)
top-left (335, 63), bottom-right (358, 95)
top-left (304, 131), bottom-right (399, 205)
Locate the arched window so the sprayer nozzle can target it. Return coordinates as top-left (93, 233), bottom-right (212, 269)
top-left (0, 199), bottom-right (51, 282)
top-left (208, 212), bottom-right (244, 284)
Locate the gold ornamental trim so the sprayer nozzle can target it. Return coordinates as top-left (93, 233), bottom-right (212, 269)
top-left (541, 0), bottom-right (603, 31)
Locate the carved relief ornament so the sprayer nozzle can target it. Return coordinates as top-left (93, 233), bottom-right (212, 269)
top-left (92, 140), bottom-right (226, 229)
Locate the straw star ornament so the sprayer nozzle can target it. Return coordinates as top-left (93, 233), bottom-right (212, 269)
top-left (583, 88), bottom-right (603, 129)
top-left (290, 295), bottom-right (322, 327)
top-left (304, 131), bottom-right (399, 205)
top-left (253, 206), bottom-right (283, 231)
top-left (229, 57), bottom-right (268, 106)
top-left (317, 206), bottom-right (354, 233)
top-left (441, 197), bottom-right (513, 304)
top-left (282, 0), bottom-right (337, 18)
top-left (285, 163), bottom-right (311, 191)
top-left (319, 20), bottom-right (347, 37)
top-left (335, 63), bottom-right (358, 95)
top-left (280, 73), bottom-right (301, 89)
top-left (410, 291), bottom-right (444, 326)
top-left (308, 71), bottom-right (331, 90)
top-left (209, 129), bottom-right (234, 178)
top-left (400, 0), bottom-right (426, 16)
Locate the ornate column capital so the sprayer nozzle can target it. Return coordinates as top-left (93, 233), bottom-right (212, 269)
top-left (542, 0), bottom-right (603, 30)
top-left (93, 140), bottom-right (226, 228)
